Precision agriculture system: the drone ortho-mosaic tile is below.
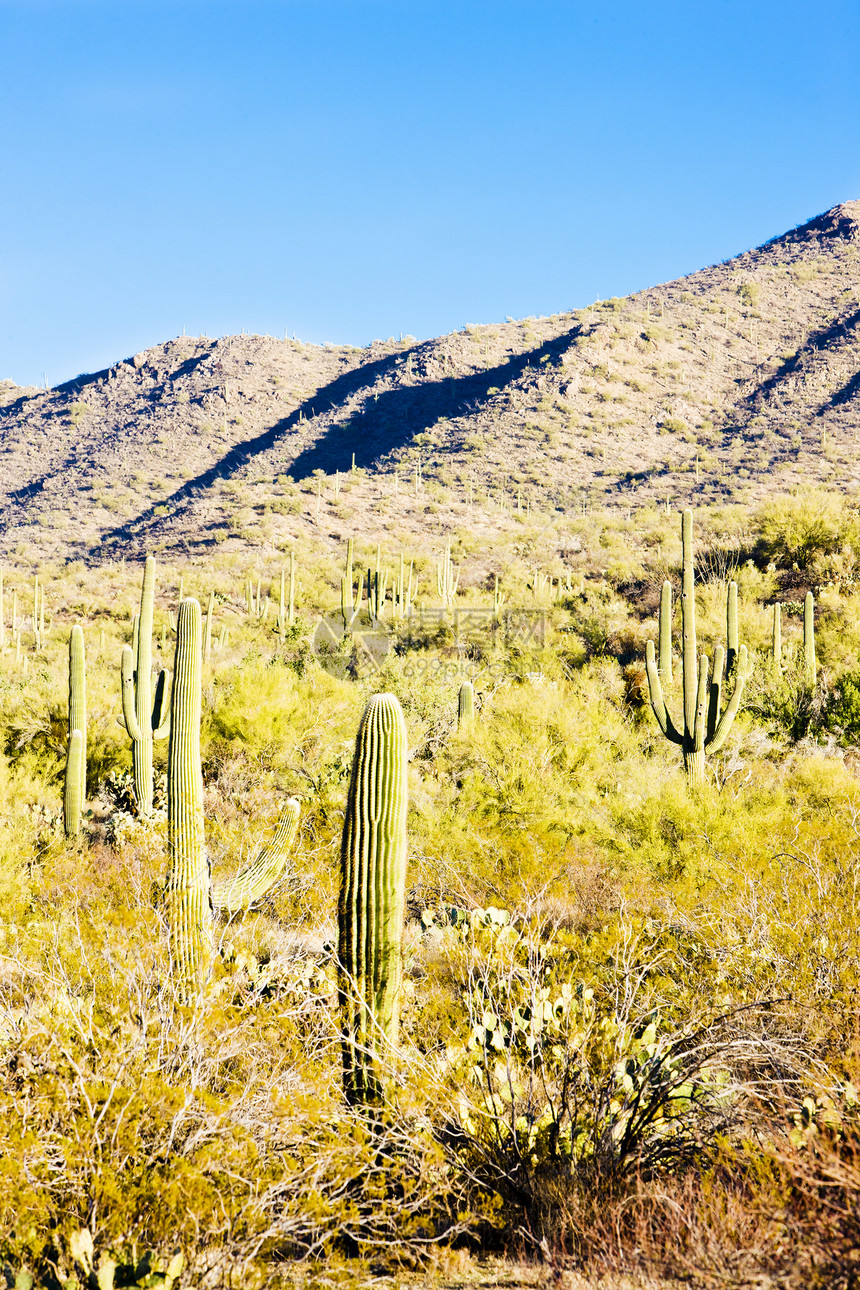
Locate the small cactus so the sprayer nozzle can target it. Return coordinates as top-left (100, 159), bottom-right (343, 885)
top-left (203, 590), bottom-right (215, 663)
top-left (645, 511), bottom-right (748, 785)
top-left (166, 598), bottom-right (302, 999)
top-left (458, 681), bottom-right (475, 729)
top-left (64, 625), bottom-right (86, 837)
top-left (436, 538), bottom-right (460, 607)
top-left (804, 591), bottom-right (817, 685)
top-left (338, 694), bottom-right (408, 1104)
top-left (121, 557), bottom-right (170, 818)
top-left (166, 598), bottom-right (209, 999)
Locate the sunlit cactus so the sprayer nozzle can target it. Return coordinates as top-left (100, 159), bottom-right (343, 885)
top-left (804, 591), bottom-right (817, 685)
top-left (166, 598), bottom-right (210, 1000)
top-left (64, 731), bottom-right (84, 838)
top-left (166, 599), bottom-right (302, 999)
top-left (458, 681), bottom-right (474, 729)
top-left (772, 602), bottom-right (782, 676)
top-left (645, 510), bottom-right (748, 785)
top-left (64, 624), bottom-right (86, 838)
top-left (338, 694), bottom-right (408, 1104)
top-left (121, 556), bottom-right (170, 817)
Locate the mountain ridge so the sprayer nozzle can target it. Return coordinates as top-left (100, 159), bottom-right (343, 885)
top-left (2, 200), bottom-right (859, 563)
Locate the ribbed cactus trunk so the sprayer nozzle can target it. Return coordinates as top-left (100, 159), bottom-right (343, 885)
top-left (338, 694), bottom-right (408, 1105)
top-left (64, 625), bottom-right (86, 837)
top-left (458, 681), bottom-right (474, 730)
top-left (658, 581), bottom-right (673, 681)
top-left (166, 598), bottom-right (211, 1001)
top-left (804, 591), bottom-right (817, 685)
top-left (64, 732), bottom-right (84, 838)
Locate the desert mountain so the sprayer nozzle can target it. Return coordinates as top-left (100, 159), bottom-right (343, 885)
top-left (1, 200), bottom-right (858, 562)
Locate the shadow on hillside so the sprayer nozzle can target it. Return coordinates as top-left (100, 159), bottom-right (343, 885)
top-left (744, 306), bottom-right (860, 413)
top-left (99, 328), bottom-right (580, 553)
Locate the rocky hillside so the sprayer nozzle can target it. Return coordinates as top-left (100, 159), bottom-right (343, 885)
top-left (2, 200), bottom-right (859, 562)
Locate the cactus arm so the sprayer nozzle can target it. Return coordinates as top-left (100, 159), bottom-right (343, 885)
top-left (64, 730), bottom-right (84, 838)
top-left (658, 581), bottom-right (673, 682)
top-left (645, 641), bottom-right (683, 745)
top-left (726, 581), bottom-right (738, 680)
top-left (338, 694), bottom-right (408, 1105)
top-left (166, 598), bottom-right (210, 1000)
top-left (681, 510), bottom-right (698, 738)
top-left (804, 591), bottom-right (817, 685)
top-left (706, 645), bottom-right (748, 753)
top-left (692, 654), bottom-right (710, 754)
top-left (706, 645), bottom-right (724, 744)
top-left (121, 646), bottom-right (144, 743)
top-left (152, 669), bottom-right (171, 739)
top-left (211, 798), bottom-right (301, 912)
top-left (772, 603), bottom-right (782, 675)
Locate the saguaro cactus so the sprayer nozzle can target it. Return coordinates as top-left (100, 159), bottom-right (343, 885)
top-left (64, 732), bottom-right (84, 838)
top-left (645, 510), bottom-right (749, 785)
top-left (804, 591), bottom-right (817, 685)
top-left (121, 556), bottom-right (170, 817)
top-left (436, 538), bottom-right (460, 607)
top-left (166, 598), bottom-right (302, 999)
top-left (772, 603), bottom-right (782, 677)
top-left (166, 598), bottom-right (210, 1000)
top-left (458, 681), bottom-right (475, 729)
top-left (338, 694), bottom-right (408, 1105)
top-left (64, 625), bottom-right (86, 837)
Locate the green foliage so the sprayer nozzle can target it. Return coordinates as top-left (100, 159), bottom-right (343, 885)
top-left (756, 490), bottom-right (846, 569)
top-left (825, 668), bottom-right (860, 742)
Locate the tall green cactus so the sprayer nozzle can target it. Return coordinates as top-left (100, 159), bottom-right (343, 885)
top-left (772, 602), bottom-right (782, 677)
top-left (338, 694), bottom-right (408, 1105)
top-left (121, 556), bottom-right (170, 817)
top-left (436, 538), bottom-right (460, 607)
top-left (64, 732), bottom-right (84, 838)
top-left (645, 510), bottom-right (749, 785)
top-left (166, 598), bottom-right (210, 1000)
top-left (275, 553), bottom-right (297, 637)
top-left (458, 681), bottom-right (474, 730)
top-left (64, 625), bottom-right (86, 837)
top-left (804, 591), bottom-right (817, 685)
top-left (166, 598), bottom-right (302, 999)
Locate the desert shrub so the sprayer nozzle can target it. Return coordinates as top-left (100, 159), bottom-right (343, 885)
top-left (825, 668), bottom-right (860, 744)
top-left (756, 491), bottom-right (846, 569)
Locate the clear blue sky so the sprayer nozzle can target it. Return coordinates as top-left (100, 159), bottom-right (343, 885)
top-left (1, 0), bottom-right (858, 387)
